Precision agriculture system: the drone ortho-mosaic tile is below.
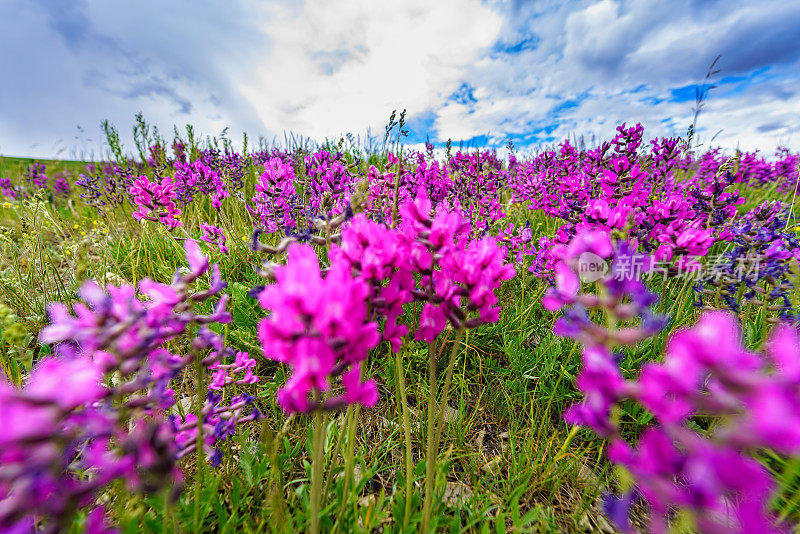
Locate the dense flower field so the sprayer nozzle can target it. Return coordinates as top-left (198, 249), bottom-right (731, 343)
top-left (1, 121), bottom-right (799, 533)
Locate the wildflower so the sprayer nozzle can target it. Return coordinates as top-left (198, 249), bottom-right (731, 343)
top-left (173, 160), bottom-right (230, 209)
top-left (6, 239), bottom-right (258, 531)
top-left (250, 157), bottom-right (297, 232)
top-left (257, 244), bottom-right (379, 413)
top-left (558, 302), bottom-right (800, 530)
top-left (129, 175), bottom-right (182, 228)
top-left (200, 223), bottom-right (229, 255)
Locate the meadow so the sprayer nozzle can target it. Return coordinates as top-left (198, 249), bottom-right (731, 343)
top-left (1, 117), bottom-right (800, 533)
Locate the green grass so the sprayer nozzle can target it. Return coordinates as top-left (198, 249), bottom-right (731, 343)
top-left (1, 153), bottom-right (799, 532)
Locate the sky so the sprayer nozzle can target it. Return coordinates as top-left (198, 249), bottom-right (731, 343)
top-left (1, 0), bottom-right (799, 159)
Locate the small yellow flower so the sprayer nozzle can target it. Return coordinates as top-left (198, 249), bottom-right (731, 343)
top-left (80, 231), bottom-right (86, 236)
top-left (2, 202), bottom-right (10, 208)
top-left (73, 224), bottom-right (79, 229)
top-left (65, 249), bottom-right (72, 256)
top-left (93, 221), bottom-right (98, 226)
top-left (104, 228), bottom-right (109, 234)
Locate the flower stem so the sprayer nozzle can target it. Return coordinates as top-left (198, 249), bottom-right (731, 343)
top-left (422, 341), bottom-right (438, 532)
top-left (555, 425), bottom-right (581, 461)
top-left (165, 489), bottom-right (175, 534)
top-left (394, 345), bottom-right (414, 527)
top-left (311, 408), bottom-right (327, 534)
top-left (323, 405), bottom-right (351, 501)
top-left (434, 328), bottom-right (465, 448)
top-left (391, 163), bottom-right (401, 228)
top-left (266, 415), bottom-right (295, 525)
top-left (333, 403), bottom-right (360, 533)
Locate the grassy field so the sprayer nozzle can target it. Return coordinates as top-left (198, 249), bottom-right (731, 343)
top-left (1, 141), bottom-right (799, 533)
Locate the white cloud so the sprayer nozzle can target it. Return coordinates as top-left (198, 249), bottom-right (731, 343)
top-left (432, 0), bottom-right (800, 150)
top-left (691, 86), bottom-right (800, 151)
top-left (238, 0), bottom-right (502, 141)
top-left (0, 0), bottom-right (798, 158)
top-left (0, 0), bottom-right (266, 157)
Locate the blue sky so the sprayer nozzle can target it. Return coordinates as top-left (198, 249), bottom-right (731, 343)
top-left (0, 0), bottom-right (799, 158)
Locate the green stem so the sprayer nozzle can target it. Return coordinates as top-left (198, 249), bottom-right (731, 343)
top-left (394, 346), bottom-right (414, 527)
top-left (776, 457), bottom-right (800, 523)
top-left (760, 283), bottom-right (771, 343)
top-left (434, 328), bottom-right (465, 449)
top-left (311, 409), bottom-right (327, 534)
top-left (165, 488), bottom-right (177, 534)
top-left (422, 341), bottom-right (438, 532)
top-left (391, 163), bottom-right (401, 228)
top-left (554, 425), bottom-right (580, 461)
top-left (323, 406), bottom-right (351, 502)
top-left (267, 415), bottom-right (295, 530)
top-left (332, 403), bottom-right (361, 534)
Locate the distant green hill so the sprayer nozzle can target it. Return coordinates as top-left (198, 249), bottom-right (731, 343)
top-left (0, 155), bottom-right (94, 179)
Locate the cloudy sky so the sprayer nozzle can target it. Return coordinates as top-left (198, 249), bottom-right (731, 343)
top-left (1, 0), bottom-right (799, 158)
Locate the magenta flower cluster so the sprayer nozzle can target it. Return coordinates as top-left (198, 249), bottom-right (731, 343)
top-left (129, 174), bottom-right (183, 228)
top-left (254, 191), bottom-right (515, 414)
top-left (577, 313), bottom-right (800, 533)
top-left (249, 156), bottom-right (298, 233)
top-left (546, 229), bottom-right (800, 532)
top-left (53, 171), bottom-right (71, 197)
top-left (305, 150), bottom-right (353, 217)
top-left (0, 240), bottom-right (260, 531)
top-left (200, 223), bottom-right (229, 254)
top-left (257, 243), bottom-right (380, 413)
top-left (12, 120), bottom-right (800, 532)
top-left (25, 162), bottom-right (48, 190)
top-left (507, 124), bottom-right (748, 278)
top-left (173, 160), bottom-right (230, 209)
